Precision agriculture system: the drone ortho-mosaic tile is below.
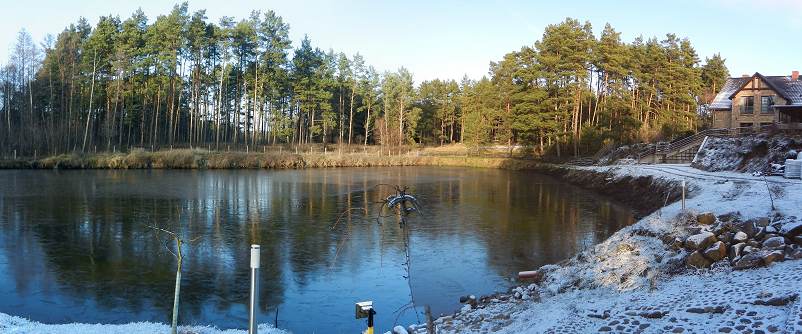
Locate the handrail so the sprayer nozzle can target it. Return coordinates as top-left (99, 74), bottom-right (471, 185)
top-left (635, 124), bottom-right (776, 161)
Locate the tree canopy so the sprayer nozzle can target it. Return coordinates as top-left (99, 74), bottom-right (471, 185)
top-left (0, 7), bottom-right (727, 158)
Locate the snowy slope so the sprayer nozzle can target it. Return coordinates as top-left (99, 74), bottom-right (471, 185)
top-left (412, 164), bottom-right (802, 334)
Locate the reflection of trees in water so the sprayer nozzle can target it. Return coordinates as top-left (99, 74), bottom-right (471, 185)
top-left (0, 170), bottom-right (359, 322)
top-left (0, 168), bottom-right (635, 328)
top-left (401, 170), bottom-right (635, 281)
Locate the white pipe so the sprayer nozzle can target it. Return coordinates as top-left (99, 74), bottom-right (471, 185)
top-left (249, 245), bottom-right (260, 334)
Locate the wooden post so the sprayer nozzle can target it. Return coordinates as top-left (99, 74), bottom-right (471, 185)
top-left (681, 180), bottom-right (686, 210)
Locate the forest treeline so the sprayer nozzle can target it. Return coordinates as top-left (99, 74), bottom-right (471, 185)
top-left (0, 3), bottom-right (730, 158)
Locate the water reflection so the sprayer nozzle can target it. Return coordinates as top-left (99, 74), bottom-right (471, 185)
top-left (0, 167), bottom-right (634, 333)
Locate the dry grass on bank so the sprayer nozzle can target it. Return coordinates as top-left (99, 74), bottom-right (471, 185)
top-left (0, 149), bottom-right (545, 171)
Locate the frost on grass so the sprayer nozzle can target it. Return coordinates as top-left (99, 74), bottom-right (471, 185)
top-left (0, 313), bottom-right (289, 334)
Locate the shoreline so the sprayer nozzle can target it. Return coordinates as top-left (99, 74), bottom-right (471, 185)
top-left (0, 150), bottom-right (545, 170)
top-left (409, 164), bottom-right (802, 334)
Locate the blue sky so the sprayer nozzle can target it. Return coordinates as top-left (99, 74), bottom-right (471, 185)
top-left (1, 0), bottom-right (800, 82)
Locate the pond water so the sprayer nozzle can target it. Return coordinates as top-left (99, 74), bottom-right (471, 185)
top-left (0, 167), bottom-right (634, 333)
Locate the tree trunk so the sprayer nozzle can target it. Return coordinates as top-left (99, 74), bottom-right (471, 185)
top-left (82, 52), bottom-right (98, 153)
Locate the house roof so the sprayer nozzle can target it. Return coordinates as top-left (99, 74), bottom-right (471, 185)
top-left (710, 73), bottom-right (802, 110)
top-left (709, 77), bottom-right (749, 110)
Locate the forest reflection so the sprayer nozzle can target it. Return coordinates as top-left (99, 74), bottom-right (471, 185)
top-left (0, 167), bottom-right (634, 333)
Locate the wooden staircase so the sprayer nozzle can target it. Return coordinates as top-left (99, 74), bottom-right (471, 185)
top-left (636, 125), bottom-right (776, 164)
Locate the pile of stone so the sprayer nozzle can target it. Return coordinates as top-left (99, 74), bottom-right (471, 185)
top-left (678, 212), bottom-right (802, 270)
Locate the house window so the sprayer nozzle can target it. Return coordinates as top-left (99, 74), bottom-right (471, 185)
top-left (742, 96), bottom-right (754, 114)
top-left (760, 96), bottom-right (774, 114)
top-left (739, 122), bottom-right (753, 128)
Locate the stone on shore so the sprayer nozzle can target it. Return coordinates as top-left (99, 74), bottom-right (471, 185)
top-left (685, 232), bottom-right (717, 251)
top-left (761, 236), bottom-right (785, 250)
top-left (687, 251), bottom-right (712, 268)
top-left (703, 241), bottom-right (727, 262)
top-left (734, 251), bottom-right (766, 270)
top-left (697, 212), bottom-right (716, 225)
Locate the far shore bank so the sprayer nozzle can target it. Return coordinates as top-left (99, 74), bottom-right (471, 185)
top-left (0, 149), bottom-right (546, 170)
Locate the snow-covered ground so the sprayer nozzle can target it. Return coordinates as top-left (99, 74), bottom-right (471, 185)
top-left (0, 313), bottom-right (288, 334)
top-left (410, 164), bottom-right (802, 334)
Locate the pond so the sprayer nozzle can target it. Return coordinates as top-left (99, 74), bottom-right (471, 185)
top-left (0, 167), bottom-right (634, 333)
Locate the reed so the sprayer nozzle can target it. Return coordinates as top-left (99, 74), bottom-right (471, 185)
top-left (0, 149), bottom-right (546, 171)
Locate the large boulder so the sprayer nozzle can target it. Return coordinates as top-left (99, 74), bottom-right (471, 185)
top-left (734, 221), bottom-right (757, 237)
top-left (732, 231), bottom-right (749, 243)
top-left (718, 231), bottom-right (733, 244)
top-left (703, 241), bottom-right (727, 262)
top-left (717, 212), bottom-right (739, 222)
top-left (755, 217), bottom-right (771, 227)
top-left (729, 243), bottom-right (746, 260)
top-left (734, 251), bottom-right (767, 270)
top-left (685, 232), bottom-right (717, 250)
top-left (687, 251), bottom-right (713, 269)
top-left (762, 236), bottom-right (786, 250)
top-left (786, 246), bottom-right (802, 260)
top-left (782, 222), bottom-right (802, 237)
top-left (697, 212), bottom-right (716, 225)
top-left (763, 250), bottom-right (785, 265)
top-left (754, 227), bottom-right (766, 241)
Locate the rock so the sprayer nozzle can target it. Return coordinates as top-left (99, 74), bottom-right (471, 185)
top-left (754, 227), bottom-right (765, 241)
top-left (704, 241), bottom-right (727, 262)
top-left (762, 236), bottom-right (786, 250)
top-left (685, 232), bottom-right (717, 250)
top-left (392, 325), bottom-right (409, 334)
top-left (733, 231), bottom-right (749, 243)
top-left (459, 295), bottom-right (477, 306)
top-left (687, 251), bottom-right (712, 268)
top-left (763, 250), bottom-right (784, 265)
top-left (794, 236), bottom-right (802, 246)
top-left (729, 243), bottom-right (746, 260)
top-left (786, 249), bottom-right (802, 260)
top-left (639, 311), bottom-right (667, 319)
top-left (781, 221), bottom-right (802, 237)
top-left (755, 217), bottom-right (771, 227)
top-left (734, 221), bottom-right (756, 237)
top-left (697, 212), bottom-right (716, 225)
top-left (712, 222), bottom-right (731, 236)
top-left (764, 225), bottom-right (778, 234)
top-left (734, 251), bottom-right (766, 270)
top-left (753, 293), bottom-right (798, 306)
top-left (747, 240), bottom-right (761, 248)
top-left (743, 246), bottom-right (756, 254)
top-left (717, 212), bottom-right (739, 222)
top-left (718, 232), bottom-right (733, 244)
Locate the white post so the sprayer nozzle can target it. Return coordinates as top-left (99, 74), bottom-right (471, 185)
top-left (249, 245), bottom-right (261, 334)
top-left (681, 180), bottom-right (686, 210)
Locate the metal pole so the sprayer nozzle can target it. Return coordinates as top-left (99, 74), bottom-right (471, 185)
top-left (249, 244), bottom-right (260, 334)
top-left (681, 180), bottom-right (686, 210)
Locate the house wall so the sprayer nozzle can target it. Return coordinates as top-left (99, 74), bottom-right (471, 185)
top-left (712, 110), bottom-right (731, 129)
top-left (729, 76), bottom-right (786, 128)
